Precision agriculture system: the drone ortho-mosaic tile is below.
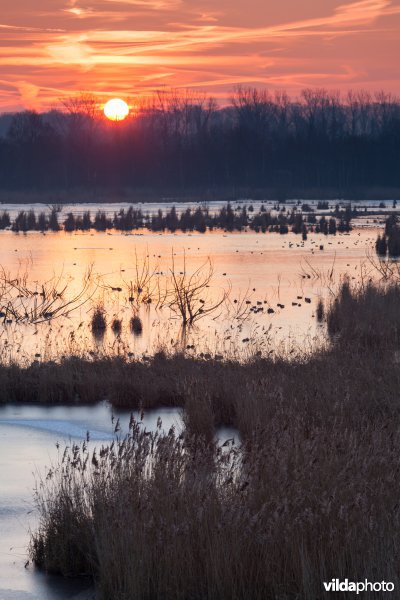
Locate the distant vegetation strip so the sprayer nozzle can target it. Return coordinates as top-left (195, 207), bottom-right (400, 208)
top-left (0, 202), bottom-right (356, 234)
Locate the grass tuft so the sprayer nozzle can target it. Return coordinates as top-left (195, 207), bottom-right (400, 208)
top-left (130, 315), bottom-right (143, 335)
top-left (91, 305), bottom-right (107, 334)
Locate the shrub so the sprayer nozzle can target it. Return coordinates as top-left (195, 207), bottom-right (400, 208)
top-left (130, 315), bottom-right (143, 334)
top-left (91, 306), bottom-right (107, 334)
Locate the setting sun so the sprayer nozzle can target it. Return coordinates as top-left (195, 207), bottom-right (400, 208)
top-left (104, 98), bottom-right (129, 121)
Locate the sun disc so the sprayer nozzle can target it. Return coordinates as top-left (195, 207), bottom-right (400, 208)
top-left (104, 98), bottom-right (129, 121)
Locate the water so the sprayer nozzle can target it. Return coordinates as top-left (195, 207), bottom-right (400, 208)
top-left (0, 204), bottom-right (380, 362)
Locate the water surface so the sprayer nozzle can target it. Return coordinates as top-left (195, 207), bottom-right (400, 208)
top-left (0, 206), bottom-right (379, 361)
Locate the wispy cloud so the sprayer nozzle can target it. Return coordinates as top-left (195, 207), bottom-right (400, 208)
top-left (102, 0), bottom-right (182, 8)
top-left (1, 0), bottom-right (400, 111)
top-left (0, 23), bottom-right (64, 32)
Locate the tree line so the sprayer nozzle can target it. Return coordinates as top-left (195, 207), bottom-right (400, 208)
top-left (0, 88), bottom-right (399, 194)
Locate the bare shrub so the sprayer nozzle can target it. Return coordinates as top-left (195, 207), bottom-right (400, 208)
top-left (124, 251), bottom-right (159, 306)
top-left (168, 254), bottom-right (229, 326)
top-left (0, 266), bottom-right (95, 324)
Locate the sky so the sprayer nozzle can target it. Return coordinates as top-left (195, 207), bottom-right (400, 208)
top-left (0, 0), bottom-right (400, 112)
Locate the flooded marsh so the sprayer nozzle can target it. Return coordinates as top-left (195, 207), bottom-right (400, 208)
top-left (0, 199), bottom-right (396, 599)
top-left (0, 200), bottom-right (384, 362)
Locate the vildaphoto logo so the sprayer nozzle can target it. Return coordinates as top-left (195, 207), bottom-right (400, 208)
top-left (323, 579), bottom-right (395, 594)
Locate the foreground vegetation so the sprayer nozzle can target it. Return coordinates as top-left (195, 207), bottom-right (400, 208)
top-left (27, 278), bottom-right (400, 598)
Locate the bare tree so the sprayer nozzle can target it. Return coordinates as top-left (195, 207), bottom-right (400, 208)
top-left (168, 255), bottom-right (229, 326)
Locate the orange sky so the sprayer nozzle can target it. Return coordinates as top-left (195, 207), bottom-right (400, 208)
top-left (1, 0), bottom-right (400, 112)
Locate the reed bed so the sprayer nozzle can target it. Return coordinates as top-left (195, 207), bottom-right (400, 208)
top-left (22, 277), bottom-right (400, 598)
top-left (326, 277), bottom-right (400, 349)
top-left (30, 342), bottom-right (400, 598)
top-left (1, 276), bottom-right (397, 409)
top-left (0, 279), bottom-right (398, 411)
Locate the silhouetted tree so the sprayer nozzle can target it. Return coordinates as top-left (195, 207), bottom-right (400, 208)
top-left (1, 87), bottom-right (400, 193)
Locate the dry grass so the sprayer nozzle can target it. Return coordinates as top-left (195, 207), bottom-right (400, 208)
top-left (91, 305), bottom-right (107, 335)
top-left (30, 363), bottom-right (400, 598)
top-left (316, 297), bottom-right (324, 322)
top-left (327, 278), bottom-right (400, 349)
top-left (23, 280), bottom-right (400, 598)
top-left (130, 315), bottom-right (143, 335)
top-left (111, 318), bottom-right (122, 335)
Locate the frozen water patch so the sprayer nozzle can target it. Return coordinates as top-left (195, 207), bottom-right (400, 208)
top-left (0, 590), bottom-right (38, 599)
top-left (0, 419), bottom-right (113, 441)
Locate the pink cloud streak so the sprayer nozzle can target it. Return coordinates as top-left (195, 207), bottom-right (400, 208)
top-left (0, 0), bottom-right (399, 111)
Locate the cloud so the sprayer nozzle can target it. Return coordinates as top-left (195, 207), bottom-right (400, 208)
top-left (0, 23), bottom-right (64, 32)
top-left (1, 0), bottom-right (400, 111)
top-left (14, 81), bottom-right (42, 107)
top-left (100, 0), bottom-right (182, 8)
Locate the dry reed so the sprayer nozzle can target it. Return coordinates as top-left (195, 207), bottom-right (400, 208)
top-left (23, 278), bottom-right (400, 598)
